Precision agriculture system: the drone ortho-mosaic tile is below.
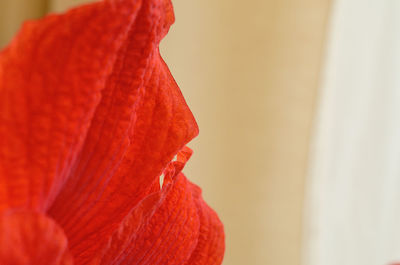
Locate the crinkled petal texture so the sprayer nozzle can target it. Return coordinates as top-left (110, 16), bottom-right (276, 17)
top-left (0, 0), bottom-right (225, 264)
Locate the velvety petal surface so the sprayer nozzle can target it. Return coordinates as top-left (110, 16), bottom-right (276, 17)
top-left (0, 0), bottom-right (224, 264)
top-left (90, 148), bottom-right (224, 265)
top-left (0, 211), bottom-right (72, 265)
top-left (47, 0), bottom-right (198, 261)
top-left (0, 0), bottom-right (142, 212)
top-left (184, 183), bottom-right (225, 265)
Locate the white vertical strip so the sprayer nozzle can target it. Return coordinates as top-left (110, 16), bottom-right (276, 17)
top-left (304, 1), bottom-right (400, 265)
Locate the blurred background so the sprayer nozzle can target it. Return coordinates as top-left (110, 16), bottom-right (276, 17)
top-left (2, 0), bottom-right (400, 265)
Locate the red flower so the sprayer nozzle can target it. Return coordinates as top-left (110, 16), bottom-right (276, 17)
top-left (0, 0), bottom-right (225, 264)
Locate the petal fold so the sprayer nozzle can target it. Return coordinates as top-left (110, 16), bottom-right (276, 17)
top-left (0, 0), bottom-right (223, 264)
top-left (47, 0), bottom-right (198, 260)
top-left (0, 211), bottom-right (72, 265)
top-left (92, 173), bottom-right (224, 265)
top-left (184, 183), bottom-right (225, 265)
top-left (0, 0), bottom-right (142, 212)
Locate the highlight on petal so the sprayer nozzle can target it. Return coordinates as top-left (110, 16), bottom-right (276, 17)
top-left (0, 211), bottom-right (72, 265)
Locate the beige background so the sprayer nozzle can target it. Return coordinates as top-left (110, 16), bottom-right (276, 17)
top-left (0, 1), bottom-right (331, 264)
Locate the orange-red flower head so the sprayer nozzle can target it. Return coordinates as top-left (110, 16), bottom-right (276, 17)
top-left (0, 0), bottom-right (225, 264)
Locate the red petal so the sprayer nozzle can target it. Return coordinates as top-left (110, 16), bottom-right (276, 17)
top-left (47, 0), bottom-right (198, 261)
top-left (0, 0), bottom-right (142, 212)
top-left (184, 183), bottom-right (225, 265)
top-left (0, 0), bottom-right (222, 264)
top-left (92, 173), bottom-right (224, 265)
top-left (0, 211), bottom-right (72, 265)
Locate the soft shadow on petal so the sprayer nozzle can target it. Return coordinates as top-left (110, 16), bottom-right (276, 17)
top-left (0, 211), bottom-right (72, 265)
top-left (48, 0), bottom-right (198, 262)
top-left (0, 0), bottom-right (142, 212)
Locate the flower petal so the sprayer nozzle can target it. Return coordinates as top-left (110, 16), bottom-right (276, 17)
top-left (0, 0), bottom-right (142, 212)
top-left (0, 1), bottom-right (219, 265)
top-left (0, 211), bottom-right (72, 265)
top-left (184, 183), bottom-right (225, 265)
top-left (92, 173), bottom-right (224, 265)
top-left (46, 0), bottom-right (198, 260)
